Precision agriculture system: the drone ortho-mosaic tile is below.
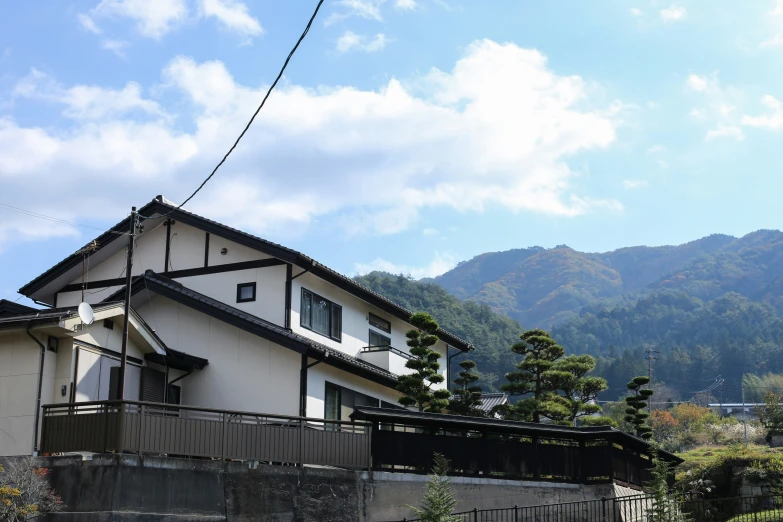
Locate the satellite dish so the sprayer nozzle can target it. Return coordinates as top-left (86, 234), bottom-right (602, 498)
top-left (78, 302), bottom-right (94, 325)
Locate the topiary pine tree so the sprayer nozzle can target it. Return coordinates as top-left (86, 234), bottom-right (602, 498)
top-left (397, 312), bottom-right (452, 412)
top-left (499, 329), bottom-right (565, 423)
top-left (448, 359), bottom-right (484, 417)
top-left (540, 354), bottom-right (609, 426)
top-left (624, 376), bottom-right (654, 439)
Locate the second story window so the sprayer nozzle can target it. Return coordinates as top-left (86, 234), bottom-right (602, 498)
top-left (369, 330), bottom-right (391, 348)
top-left (369, 313), bottom-right (391, 333)
top-left (237, 282), bottom-right (256, 303)
top-left (301, 289), bottom-right (342, 342)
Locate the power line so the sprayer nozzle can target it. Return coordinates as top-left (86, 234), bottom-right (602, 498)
top-left (144, 0), bottom-right (325, 220)
top-left (0, 202), bottom-right (128, 235)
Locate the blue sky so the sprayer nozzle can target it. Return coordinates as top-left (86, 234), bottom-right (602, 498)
top-left (2, 0), bottom-right (783, 303)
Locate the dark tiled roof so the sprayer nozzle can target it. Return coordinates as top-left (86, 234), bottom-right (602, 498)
top-left (0, 302), bottom-right (121, 327)
top-left (477, 392), bottom-right (509, 412)
top-left (0, 299), bottom-right (37, 318)
top-left (19, 197), bottom-right (472, 352)
top-left (130, 271), bottom-right (399, 387)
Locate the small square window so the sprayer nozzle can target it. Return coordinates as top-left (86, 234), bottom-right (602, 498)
top-left (237, 282), bottom-right (256, 303)
top-left (103, 319), bottom-right (114, 330)
top-left (47, 336), bottom-right (59, 353)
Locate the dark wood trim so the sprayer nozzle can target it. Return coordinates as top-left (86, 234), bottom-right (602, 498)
top-left (73, 340), bottom-right (144, 365)
top-left (284, 264), bottom-right (292, 329)
top-left (204, 233), bottom-right (210, 267)
top-left (164, 219), bottom-right (172, 273)
top-left (299, 353), bottom-right (307, 417)
top-left (57, 258), bottom-right (286, 294)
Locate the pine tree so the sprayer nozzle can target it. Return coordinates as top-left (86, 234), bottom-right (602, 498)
top-left (448, 360), bottom-right (484, 417)
top-left (541, 354), bottom-right (609, 426)
top-left (397, 312), bottom-right (452, 412)
top-left (625, 376), bottom-right (654, 439)
top-left (407, 453), bottom-right (461, 522)
top-left (499, 329), bottom-right (565, 422)
top-left (645, 448), bottom-right (690, 522)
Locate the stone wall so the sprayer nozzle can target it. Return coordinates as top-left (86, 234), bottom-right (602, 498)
top-left (1, 455), bottom-right (631, 522)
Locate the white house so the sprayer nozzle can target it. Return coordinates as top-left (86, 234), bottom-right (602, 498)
top-left (0, 195), bottom-right (471, 456)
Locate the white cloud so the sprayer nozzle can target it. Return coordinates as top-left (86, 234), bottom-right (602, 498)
top-left (689, 108), bottom-right (706, 119)
top-left (623, 179), bottom-right (649, 189)
top-left (199, 0), bottom-right (263, 38)
top-left (686, 74), bottom-right (710, 93)
top-left (660, 5), bottom-right (687, 22)
top-left (336, 31), bottom-right (388, 53)
top-left (760, 34), bottom-right (783, 49)
top-left (657, 160), bottom-right (669, 169)
top-left (78, 13), bottom-right (102, 34)
top-left (102, 39), bottom-right (130, 57)
top-left (741, 95), bottom-right (783, 130)
top-left (422, 228), bottom-right (439, 236)
top-left (630, 8), bottom-right (644, 17)
top-left (705, 124), bottom-right (745, 142)
top-left (82, 0), bottom-right (189, 39)
top-left (395, 0), bottom-right (417, 10)
top-left (354, 252), bottom-right (456, 279)
top-left (0, 40), bottom-right (621, 248)
top-left (13, 69), bottom-right (165, 121)
top-left (326, 0), bottom-right (384, 25)
top-left (647, 144), bottom-right (665, 153)
top-left (772, 0), bottom-right (783, 15)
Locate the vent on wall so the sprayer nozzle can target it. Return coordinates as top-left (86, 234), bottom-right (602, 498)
top-left (104, 319), bottom-right (114, 330)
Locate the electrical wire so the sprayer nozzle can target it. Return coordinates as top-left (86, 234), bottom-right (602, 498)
top-left (0, 202), bottom-right (129, 235)
top-left (141, 0), bottom-right (325, 221)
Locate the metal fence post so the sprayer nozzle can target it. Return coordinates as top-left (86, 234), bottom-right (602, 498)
top-left (299, 417), bottom-right (304, 467)
top-left (601, 496), bottom-right (607, 522)
top-left (366, 422), bottom-right (372, 472)
top-left (473, 507), bottom-right (478, 522)
top-left (221, 411), bottom-right (228, 460)
top-left (138, 403), bottom-right (145, 456)
top-left (514, 505), bottom-right (518, 522)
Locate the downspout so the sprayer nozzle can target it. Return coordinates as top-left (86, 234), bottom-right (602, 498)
top-left (26, 324), bottom-right (46, 456)
top-left (299, 354), bottom-right (325, 417)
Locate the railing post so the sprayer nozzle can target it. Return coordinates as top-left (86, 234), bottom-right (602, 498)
top-left (138, 403), bottom-right (145, 456)
top-left (221, 411), bottom-right (228, 460)
top-left (514, 505), bottom-right (518, 522)
top-left (117, 402), bottom-right (125, 455)
top-left (601, 496), bottom-right (607, 522)
top-left (366, 422), bottom-right (372, 472)
top-left (299, 417), bottom-right (305, 467)
top-left (473, 507), bottom-right (478, 522)
top-left (102, 403), bottom-right (109, 454)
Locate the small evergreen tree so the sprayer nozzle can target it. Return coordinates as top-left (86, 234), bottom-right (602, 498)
top-left (407, 453), bottom-right (460, 522)
top-left (645, 448), bottom-right (690, 522)
top-left (397, 312), bottom-right (452, 412)
top-left (625, 376), bottom-right (654, 439)
top-left (541, 354), bottom-right (609, 425)
top-left (449, 360), bottom-right (484, 417)
top-left (499, 329), bottom-right (565, 422)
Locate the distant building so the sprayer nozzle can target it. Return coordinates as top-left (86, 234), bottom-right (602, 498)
top-left (709, 403), bottom-right (762, 421)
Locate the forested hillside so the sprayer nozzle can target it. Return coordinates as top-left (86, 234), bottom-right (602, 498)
top-left (358, 230), bottom-right (783, 402)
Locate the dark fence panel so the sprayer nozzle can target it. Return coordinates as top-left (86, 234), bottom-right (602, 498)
top-left (401, 494), bottom-right (783, 522)
top-left (40, 400), bottom-right (370, 470)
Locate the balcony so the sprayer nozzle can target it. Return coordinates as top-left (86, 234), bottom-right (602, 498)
top-left (358, 345), bottom-right (413, 375)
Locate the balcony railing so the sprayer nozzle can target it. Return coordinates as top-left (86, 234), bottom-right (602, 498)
top-left (40, 401), bottom-right (370, 470)
top-left (359, 345), bottom-right (413, 374)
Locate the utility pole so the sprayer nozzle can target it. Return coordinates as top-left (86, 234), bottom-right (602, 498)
top-left (742, 377), bottom-right (748, 448)
top-left (119, 207), bottom-right (137, 400)
top-left (645, 347), bottom-right (658, 412)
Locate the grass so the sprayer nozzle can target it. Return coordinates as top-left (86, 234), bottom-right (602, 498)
top-left (726, 510), bottom-right (783, 521)
top-left (677, 445), bottom-right (782, 474)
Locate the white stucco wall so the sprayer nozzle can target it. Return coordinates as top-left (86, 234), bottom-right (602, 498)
top-left (0, 331), bottom-right (56, 457)
top-left (136, 296), bottom-right (300, 416)
top-left (290, 272), bottom-right (448, 387)
top-left (305, 362), bottom-right (402, 419)
top-left (177, 264), bottom-right (286, 326)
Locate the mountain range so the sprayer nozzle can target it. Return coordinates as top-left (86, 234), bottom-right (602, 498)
top-left (357, 230), bottom-right (783, 401)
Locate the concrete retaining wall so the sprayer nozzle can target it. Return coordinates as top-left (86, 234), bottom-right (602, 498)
top-left (1, 455), bottom-right (632, 521)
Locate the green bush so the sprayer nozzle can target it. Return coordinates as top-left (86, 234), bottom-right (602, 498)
top-left (727, 510), bottom-right (783, 521)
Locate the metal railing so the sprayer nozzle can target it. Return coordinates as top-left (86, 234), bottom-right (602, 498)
top-left (40, 400), bottom-right (371, 470)
top-left (401, 493), bottom-right (783, 521)
top-left (360, 345), bottom-right (414, 360)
